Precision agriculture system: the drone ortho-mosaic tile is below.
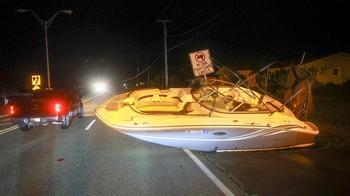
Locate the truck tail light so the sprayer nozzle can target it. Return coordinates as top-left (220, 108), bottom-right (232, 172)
top-left (55, 103), bottom-right (61, 113)
top-left (10, 105), bottom-right (14, 114)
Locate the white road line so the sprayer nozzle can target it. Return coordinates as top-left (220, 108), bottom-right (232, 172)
top-left (183, 149), bottom-right (235, 196)
top-left (0, 125), bottom-right (19, 135)
top-left (85, 119), bottom-right (96, 130)
top-left (0, 114), bottom-right (10, 118)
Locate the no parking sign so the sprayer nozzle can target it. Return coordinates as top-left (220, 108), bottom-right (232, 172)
top-left (189, 49), bottom-right (214, 77)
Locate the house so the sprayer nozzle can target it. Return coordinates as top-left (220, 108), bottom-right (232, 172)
top-left (234, 52), bottom-right (350, 88)
top-left (301, 52), bottom-right (350, 85)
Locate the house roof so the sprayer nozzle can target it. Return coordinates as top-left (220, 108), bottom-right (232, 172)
top-left (301, 52), bottom-right (350, 65)
top-left (234, 51), bottom-right (350, 72)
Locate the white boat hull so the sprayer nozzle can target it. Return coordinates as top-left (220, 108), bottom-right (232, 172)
top-left (99, 119), bottom-right (318, 151)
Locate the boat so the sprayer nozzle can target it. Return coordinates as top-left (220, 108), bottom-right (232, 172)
top-left (95, 79), bottom-right (319, 152)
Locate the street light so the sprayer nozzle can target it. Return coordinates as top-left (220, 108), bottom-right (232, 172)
top-left (17, 9), bottom-right (72, 89)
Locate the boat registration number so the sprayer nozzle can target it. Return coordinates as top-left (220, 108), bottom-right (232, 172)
top-left (185, 129), bottom-right (209, 134)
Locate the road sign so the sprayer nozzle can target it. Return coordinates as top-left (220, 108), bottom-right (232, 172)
top-left (31, 75), bottom-right (41, 91)
top-left (189, 49), bottom-right (214, 77)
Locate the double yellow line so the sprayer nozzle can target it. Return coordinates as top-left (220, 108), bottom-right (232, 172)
top-left (0, 125), bottom-right (19, 135)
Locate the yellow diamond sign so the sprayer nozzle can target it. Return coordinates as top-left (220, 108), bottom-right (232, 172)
top-left (31, 75), bottom-right (41, 91)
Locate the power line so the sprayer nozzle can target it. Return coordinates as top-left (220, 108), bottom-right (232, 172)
top-left (169, 7), bottom-right (204, 33)
top-left (167, 22), bottom-right (217, 52)
top-left (169, 7), bottom-right (232, 38)
top-left (166, 0), bottom-right (182, 20)
top-left (121, 53), bottom-right (164, 83)
top-left (169, 0), bottom-right (192, 21)
top-left (158, 0), bottom-right (173, 19)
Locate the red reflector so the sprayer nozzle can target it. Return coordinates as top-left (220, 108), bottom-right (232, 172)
top-left (10, 105), bottom-right (14, 114)
top-left (55, 103), bottom-right (61, 113)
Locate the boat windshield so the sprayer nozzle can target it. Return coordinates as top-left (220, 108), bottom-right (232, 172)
top-left (191, 86), bottom-right (269, 113)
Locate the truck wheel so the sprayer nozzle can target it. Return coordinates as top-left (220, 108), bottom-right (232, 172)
top-left (20, 124), bottom-right (32, 131)
top-left (78, 106), bottom-right (84, 118)
top-left (60, 115), bottom-right (70, 129)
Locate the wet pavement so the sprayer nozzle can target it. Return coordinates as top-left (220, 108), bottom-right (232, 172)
top-left (0, 117), bottom-right (237, 195)
top-left (199, 146), bottom-right (350, 195)
top-left (0, 94), bottom-right (349, 195)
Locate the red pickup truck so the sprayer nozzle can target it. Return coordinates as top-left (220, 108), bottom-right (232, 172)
top-left (7, 89), bottom-right (84, 130)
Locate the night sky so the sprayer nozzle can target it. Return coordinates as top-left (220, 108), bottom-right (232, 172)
top-left (1, 0), bottom-right (349, 89)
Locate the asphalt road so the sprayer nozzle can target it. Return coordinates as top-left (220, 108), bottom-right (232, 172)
top-left (0, 94), bottom-right (242, 196)
top-left (0, 94), bottom-right (349, 195)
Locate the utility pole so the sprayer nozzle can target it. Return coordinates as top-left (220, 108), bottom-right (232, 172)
top-left (136, 55), bottom-right (139, 87)
top-left (136, 55), bottom-right (140, 74)
top-left (157, 19), bottom-right (171, 88)
top-left (147, 69), bottom-right (150, 86)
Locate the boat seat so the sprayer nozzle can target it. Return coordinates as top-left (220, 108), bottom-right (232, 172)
top-left (137, 101), bottom-right (181, 112)
top-left (247, 107), bottom-right (260, 112)
top-left (151, 94), bottom-right (161, 102)
top-left (131, 89), bottom-right (161, 103)
top-left (133, 89), bottom-right (193, 113)
top-left (179, 92), bottom-right (193, 103)
top-left (163, 89), bottom-right (193, 102)
top-left (136, 93), bottom-right (182, 112)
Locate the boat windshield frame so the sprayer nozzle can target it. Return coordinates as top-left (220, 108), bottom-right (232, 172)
top-left (190, 79), bottom-right (282, 114)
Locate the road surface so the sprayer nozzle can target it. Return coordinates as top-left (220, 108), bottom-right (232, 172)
top-left (0, 94), bottom-right (349, 195)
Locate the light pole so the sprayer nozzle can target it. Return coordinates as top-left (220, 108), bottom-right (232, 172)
top-left (17, 9), bottom-right (72, 89)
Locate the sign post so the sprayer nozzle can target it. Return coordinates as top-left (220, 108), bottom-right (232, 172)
top-left (31, 75), bottom-right (41, 91)
top-left (189, 49), bottom-right (214, 78)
